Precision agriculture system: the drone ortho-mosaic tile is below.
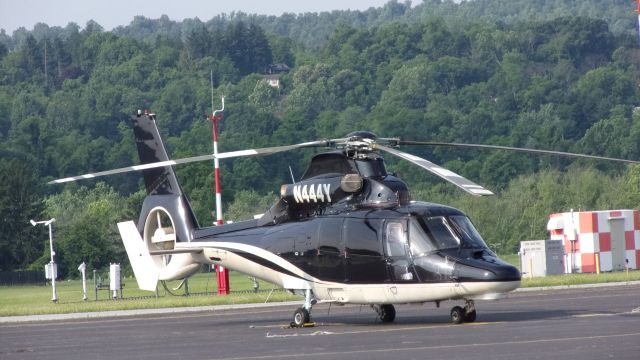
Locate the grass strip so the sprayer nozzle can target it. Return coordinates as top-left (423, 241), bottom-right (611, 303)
top-left (0, 271), bottom-right (297, 317)
top-left (2, 260), bottom-right (639, 317)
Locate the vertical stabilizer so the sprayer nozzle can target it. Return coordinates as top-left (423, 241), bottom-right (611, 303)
top-left (131, 112), bottom-right (184, 196)
top-left (130, 112), bottom-right (199, 240)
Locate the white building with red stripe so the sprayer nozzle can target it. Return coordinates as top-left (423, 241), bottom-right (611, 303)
top-left (547, 210), bottom-right (640, 273)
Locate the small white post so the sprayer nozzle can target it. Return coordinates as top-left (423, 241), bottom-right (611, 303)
top-left (78, 262), bottom-right (87, 301)
top-left (110, 263), bottom-right (121, 299)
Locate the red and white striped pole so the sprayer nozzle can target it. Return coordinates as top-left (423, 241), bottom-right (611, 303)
top-left (211, 107), bottom-right (224, 226)
top-left (209, 95), bottom-right (229, 295)
top-left (637, 0), bottom-right (640, 44)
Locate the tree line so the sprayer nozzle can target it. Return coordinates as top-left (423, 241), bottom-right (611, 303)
top-left (3, 0), bottom-right (634, 52)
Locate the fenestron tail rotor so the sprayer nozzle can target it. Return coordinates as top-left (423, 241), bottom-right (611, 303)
top-left (144, 207), bottom-right (176, 266)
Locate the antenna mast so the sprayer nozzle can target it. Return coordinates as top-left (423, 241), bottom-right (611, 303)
top-left (637, 0), bottom-right (640, 44)
top-left (209, 70), bottom-right (225, 226)
top-left (208, 71), bottom-right (230, 295)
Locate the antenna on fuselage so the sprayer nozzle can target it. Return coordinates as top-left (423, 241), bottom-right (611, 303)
top-left (288, 165), bottom-right (296, 183)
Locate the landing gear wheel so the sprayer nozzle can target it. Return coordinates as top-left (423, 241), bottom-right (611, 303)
top-left (462, 299), bottom-right (476, 323)
top-left (450, 306), bottom-right (465, 324)
top-left (379, 304), bottom-right (396, 323)
top-left (292, 307), bottom-right (310, 327)
top-left (463, 310), bottom-right (477, 323)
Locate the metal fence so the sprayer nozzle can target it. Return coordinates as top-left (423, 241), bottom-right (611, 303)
top-left (0, 270), bottom-right (45, 285)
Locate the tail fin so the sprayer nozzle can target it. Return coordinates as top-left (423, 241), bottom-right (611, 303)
top-left (119, 112), bottom-right (203, 291)
top-left (130, 111), bottom-right (199, 241)
top-left (131, 111), bottom-right (186, 196)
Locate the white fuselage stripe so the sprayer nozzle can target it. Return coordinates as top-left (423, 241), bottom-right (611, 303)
top-left (177, 241), bottom-right (520, 304)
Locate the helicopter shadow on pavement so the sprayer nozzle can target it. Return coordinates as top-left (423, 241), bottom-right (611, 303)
top-left (309, 307), bottom-right (608, 327)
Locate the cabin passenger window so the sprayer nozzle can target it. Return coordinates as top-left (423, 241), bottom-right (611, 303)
top-left (386, 222), bottom-right (407, 257)
top-left (343, 219), bottom-right (383, 257)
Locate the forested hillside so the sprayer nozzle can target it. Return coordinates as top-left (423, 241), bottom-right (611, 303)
top-left (2, 0), bottom-right (640, 276)
top-left (3, 0), bottom-right (634, 51)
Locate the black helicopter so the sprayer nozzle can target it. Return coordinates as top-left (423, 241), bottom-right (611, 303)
top-left (51, 110), bottom-right (640, 326)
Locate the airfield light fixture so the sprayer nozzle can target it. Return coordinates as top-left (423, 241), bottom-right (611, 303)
top-left (30, 218), bottom-right (57, 303)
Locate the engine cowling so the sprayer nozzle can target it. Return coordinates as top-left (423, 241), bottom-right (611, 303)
top-left (279, 174), bottom-right (363, 209)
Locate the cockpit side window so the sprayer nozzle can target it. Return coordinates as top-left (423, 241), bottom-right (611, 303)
top-left (408, 218), bottom-right (437, 256)
top-left (420, 216), bottom-right (460, 250)
top-left (385, 222), bottom-right (407, 257)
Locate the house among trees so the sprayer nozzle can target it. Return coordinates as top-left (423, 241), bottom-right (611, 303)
top-left (263, 63), bottom-right (290, 88)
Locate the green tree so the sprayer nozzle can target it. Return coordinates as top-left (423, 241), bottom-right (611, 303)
top-left (0, 41), bottom-right (7, 60)
top-left (43, 183), bottom-right (142, 277)
top-left (0, 158), bottom-right (44, 271)
top-left (225, 190), bottom-right (277, 222)
top-left (571, 67), bottom-right (636, 136)
top-left (268, 35), bottom-right (295, 66)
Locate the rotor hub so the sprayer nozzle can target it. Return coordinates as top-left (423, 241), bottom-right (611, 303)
top-left (345, 131), bottom-right (377, 140)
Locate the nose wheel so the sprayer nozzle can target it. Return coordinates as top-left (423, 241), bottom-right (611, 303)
top-left (450, 300), bottom-right (476, 324)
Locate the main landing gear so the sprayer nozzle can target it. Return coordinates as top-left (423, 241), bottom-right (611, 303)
top-left (289, 295), bottom-right (476, 326)
top-left (292, 307), bottom-right (310, 327)
top-left (291, 289), bottom-right (317, 327)
top-left (372, 304), bottom-right (396, 323)
top-left (450, 299), bottom-right (476, 324)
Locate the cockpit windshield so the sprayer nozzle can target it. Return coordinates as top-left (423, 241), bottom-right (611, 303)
top-left (448, 215), bottom-right (489, 249)
top-left (409, 215), bottom-right (489, 254)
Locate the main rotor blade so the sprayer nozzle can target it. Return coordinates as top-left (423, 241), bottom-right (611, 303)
top-left (48, 154), bottom-right (214, 184)
top-left (376, 145), bottom-right (494, 196)
top-left (217, 140), bottom-right (334, 159)
top-left (49, 140), bottom-right (332, 184)
top-left (399, 141), bottom-right (640, 165)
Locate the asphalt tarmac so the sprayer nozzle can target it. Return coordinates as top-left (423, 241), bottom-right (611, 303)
top-left (2, 284), bottom-right (640, 360)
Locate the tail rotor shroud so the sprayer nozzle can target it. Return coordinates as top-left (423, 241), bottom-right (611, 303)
top-left (144, 207), bottom-right (177, 267)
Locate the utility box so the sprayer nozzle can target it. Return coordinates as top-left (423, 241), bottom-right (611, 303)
top-left (109, 263), bottom-right (121, 299)
top-left (519, 240), bottom-right (564, 277)
top-left (44, 262), bottom-right (57, 280)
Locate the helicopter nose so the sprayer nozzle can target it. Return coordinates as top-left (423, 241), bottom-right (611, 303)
top-left (454, 260), bottom-right (521, 282)
top-left (487, 263), bottom-right (521, 282)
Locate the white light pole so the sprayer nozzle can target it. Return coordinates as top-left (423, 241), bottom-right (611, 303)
top-left (30, 218), bottom-right (57, 303)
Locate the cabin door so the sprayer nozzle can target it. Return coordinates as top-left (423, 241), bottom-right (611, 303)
top-left (343, 218), bottom-right (387, 283)
top-left (313, 218), bottom-right (345, 282)
top-left (384, 220), bottom-right (417, 282)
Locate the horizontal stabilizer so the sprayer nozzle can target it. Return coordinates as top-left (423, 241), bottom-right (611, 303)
top-left (118, 221), bottom-right (159, 291)
top-left (149, 249), bottom-right (203, 255)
